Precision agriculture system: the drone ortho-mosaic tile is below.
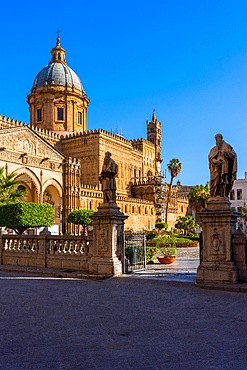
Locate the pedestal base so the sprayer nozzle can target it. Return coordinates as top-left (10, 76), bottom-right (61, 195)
top-left (88, 203), bottom-right (128, 276)
top-left (197, 261), bottom-right (238, 284)
top-left (196, 197), bottom-right (239, 285)
top-left (88, 256), bottom-right (123, 276)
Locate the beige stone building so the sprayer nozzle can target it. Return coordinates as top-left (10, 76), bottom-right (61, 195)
top-left (0, 37), bottom-right (188, 233)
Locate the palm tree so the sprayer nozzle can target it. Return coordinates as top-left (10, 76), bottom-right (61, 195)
top-left (0, 167), bottom-right (26, 203)
top-left (175, 215), bottom-right (196, 235)
top-left (188, 183), bottom-right (210, 214)
top-left (165, 158), bottom-right (182, 223)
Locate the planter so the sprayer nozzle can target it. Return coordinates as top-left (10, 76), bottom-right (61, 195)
top-left (157, 256), bottom-right (176, 264)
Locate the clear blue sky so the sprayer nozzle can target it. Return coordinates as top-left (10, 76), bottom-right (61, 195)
top-left (1, 0), bottom-right (247, 185)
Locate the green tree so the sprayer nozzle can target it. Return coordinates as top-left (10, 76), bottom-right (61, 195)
top-left (155, 222), bottom-right (168, 230)
top-left (66, 209), bottom-right (96, 234)
top-left (0, 167), bottom-right (26, 203)
top-left (165, 158), bottom-right (182, 223)
top-left (188, 183), bottom-right (210, 213)
top-left (175, 215), bottom-right (197, 235)
top-left (0, 202), bottom-right (54, 234)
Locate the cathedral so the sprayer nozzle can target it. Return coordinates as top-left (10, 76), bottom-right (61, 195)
top-left (0, 37), bottom-right (188, 234)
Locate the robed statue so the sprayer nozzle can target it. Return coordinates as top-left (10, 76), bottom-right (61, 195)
top-left (99, 151), bottom-right (118, 204)
top-left (208, 134), bottom-right (237, 197)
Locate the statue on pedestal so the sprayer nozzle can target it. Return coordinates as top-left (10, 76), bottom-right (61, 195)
top-left (208, 134), bottom-right (237, 197)
top-left (99, 151), bottom-right (118, 204)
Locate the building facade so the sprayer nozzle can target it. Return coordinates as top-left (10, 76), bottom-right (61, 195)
top-left (0, 37), bottom-right (188, 233)
top-left (230, 172), bottom-right (247, 212)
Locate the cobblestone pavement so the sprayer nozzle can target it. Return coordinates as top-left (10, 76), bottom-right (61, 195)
top-left (131, 247), bottom-right (200, 283)
top-left (1, 250), bottom-right (247, 370)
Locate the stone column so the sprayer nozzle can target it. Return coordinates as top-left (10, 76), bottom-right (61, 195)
top-left (88, 204), bottom-right (128, 276)
top-left (196, 197), bottom-right (239, 285)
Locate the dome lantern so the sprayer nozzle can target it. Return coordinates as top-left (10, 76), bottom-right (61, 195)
top-left (50, 37), bottom-right (67, 64)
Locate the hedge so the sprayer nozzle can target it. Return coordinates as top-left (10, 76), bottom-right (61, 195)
top-left (147, 240), bottom-right (198, 248)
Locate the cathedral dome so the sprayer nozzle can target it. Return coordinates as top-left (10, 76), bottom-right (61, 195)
top-left (33, 63), bottom-right (84, 92)
top-left (32, 37), bottom-right (85, 92)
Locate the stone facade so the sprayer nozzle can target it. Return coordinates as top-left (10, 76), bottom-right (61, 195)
top-left (0, 37), bottom-right (189, 233)
top-left (230, 172), bottom-right (247, 212)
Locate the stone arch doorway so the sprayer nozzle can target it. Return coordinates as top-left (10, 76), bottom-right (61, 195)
top-left (42, 180), bottom-right (63, 234)
top-left (14, 170), bottom-right (40, 203)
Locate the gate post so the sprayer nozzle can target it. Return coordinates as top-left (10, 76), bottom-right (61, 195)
top-left (196, 198), bottom-right (239, 285)
top-left (88, 204), bottom-right (128, 276)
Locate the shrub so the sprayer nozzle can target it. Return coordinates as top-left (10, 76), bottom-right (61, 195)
top-left (159, 243), bottom-right (177, 257)
top-left (0, 202), bottom-right (54, 234)
top-left (146, 230), bottom-right (158, 240)
top-left (146, 245), bottom-right (159, 262)
top-left (155, 222), bottom-right (168, 230)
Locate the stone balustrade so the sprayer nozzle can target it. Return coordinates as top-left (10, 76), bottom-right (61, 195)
top-left (0, 234), bottom-right (93, 272)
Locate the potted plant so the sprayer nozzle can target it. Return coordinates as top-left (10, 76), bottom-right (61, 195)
top-left (157, 242), bottom-right (177, 264)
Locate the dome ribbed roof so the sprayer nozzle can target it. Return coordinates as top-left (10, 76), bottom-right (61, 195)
top-left (32, 37), bottom-right (85, 92)
top-left (33, 63), bottom-right (84, 91)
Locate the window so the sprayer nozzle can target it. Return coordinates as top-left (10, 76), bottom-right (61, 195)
top-left (230, 190), bottom-right (235, 200)
top-left (237, 207), bottom-right (242, 213)
top-left (78, 112), bottom-right (82, 124)
top-left (37, 109), bottom-right (42, 122)
top-left (237, 189), bottom-right (242, 200)
top-left (57, 107), bottom-right (64, 121)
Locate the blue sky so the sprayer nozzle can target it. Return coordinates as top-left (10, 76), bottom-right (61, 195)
top-left (1, 0), bottom-right (247, 185)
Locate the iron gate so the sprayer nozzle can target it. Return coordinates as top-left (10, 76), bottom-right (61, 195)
top-left (124, 232), bottom-right (146, 273)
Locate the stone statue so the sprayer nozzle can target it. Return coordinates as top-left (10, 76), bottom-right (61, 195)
top-left (99, 151), bottom-right (118, 204)
top-left (208, 134), bottom-right (237, 197)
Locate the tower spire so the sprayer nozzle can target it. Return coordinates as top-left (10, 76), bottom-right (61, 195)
top-left (147, 110), bottom-right (162, 175)
top-left (152, 108), bottom-right (157, 122)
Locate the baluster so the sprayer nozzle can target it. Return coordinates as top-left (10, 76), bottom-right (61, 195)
top-left (46, 238), bottom-right (50, 254)
top-left (79, 241), bottom-right (84, 254)
top-left (4, 238), bottom-right (9, 251)
top-left (57, 239), bottom-right (62, 254)
top-left (68, 240), bottom-right (73, 254)
top-left (74, 241), bottom-right (78, 254)
top-left (12, 238), bottom-right (16, 251)
top-left (32, 238), bottom-right (37, 253)
top-left (51, 239), bottom-right (55, 254)
top-left (27, 238), bottom-right (32, 253)
top-left (17, 239), bottom-right (22, 252)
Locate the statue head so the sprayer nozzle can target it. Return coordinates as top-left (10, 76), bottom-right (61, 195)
top-left (105, 151), bottom-right (111, 157)
top-left (215, 133), bottom-right (223, 147)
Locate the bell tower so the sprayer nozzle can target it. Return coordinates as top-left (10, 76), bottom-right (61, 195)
top-left (27, 37), bottom-right (89, 133)
top-left (147, 110), bottom-right (162, 175)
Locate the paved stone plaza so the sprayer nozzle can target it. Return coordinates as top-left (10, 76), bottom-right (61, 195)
top-left (0, 251), bottom-right (247, 370)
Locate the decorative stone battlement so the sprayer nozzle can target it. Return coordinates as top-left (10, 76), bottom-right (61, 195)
top-left (117, 196), bottom-right (153, 205)
top-left (60, 128), bottom-right (131, 144)
top-left (132, 138), bottom-right (154, 147)
top-left (0, 115), bottom-right (25, 129)
top-left (0, 115), bottom-right (63, 145)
